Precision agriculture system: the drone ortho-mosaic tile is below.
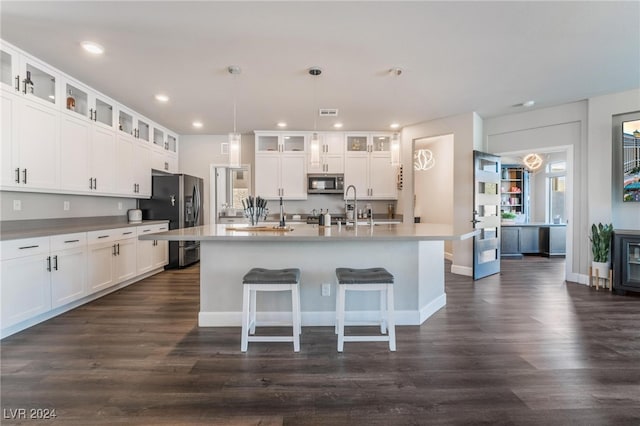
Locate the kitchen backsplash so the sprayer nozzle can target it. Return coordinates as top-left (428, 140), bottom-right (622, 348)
top-left (0, 191), bottom-right (136, 221)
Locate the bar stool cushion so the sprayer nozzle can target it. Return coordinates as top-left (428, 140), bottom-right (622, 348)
top-left (335, 267), bottom-right (394, 284)
top-left (243, 268), bottom-right (301, 285)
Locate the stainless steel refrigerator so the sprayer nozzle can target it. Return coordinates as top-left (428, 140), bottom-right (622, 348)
top-left (139, 174), bottom-right (203, 268)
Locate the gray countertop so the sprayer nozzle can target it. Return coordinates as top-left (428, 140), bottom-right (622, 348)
top-left (0, 216), bottom-right (169, 241)
top-left (139, 223), bottom-right (479, 242)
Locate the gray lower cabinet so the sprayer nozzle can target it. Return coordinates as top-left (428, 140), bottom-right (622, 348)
top-left (501, 225), bottom-right (566, 257)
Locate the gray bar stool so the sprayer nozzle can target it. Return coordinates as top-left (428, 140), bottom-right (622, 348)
top-left (335, 267), bottom-right (396, 352)
top-left (241, 268), bottom-right (301, 352)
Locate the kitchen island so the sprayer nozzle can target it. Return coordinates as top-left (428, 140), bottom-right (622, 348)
top-left (141, 223), bottom-right (478, 326)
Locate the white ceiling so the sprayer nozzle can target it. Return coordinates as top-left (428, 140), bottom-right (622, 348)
top-left (1, 1), bottom-right (638, 135)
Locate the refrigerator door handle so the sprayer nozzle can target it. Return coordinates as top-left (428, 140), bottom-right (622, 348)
top-left (193, 184), bottom-right (201, 225)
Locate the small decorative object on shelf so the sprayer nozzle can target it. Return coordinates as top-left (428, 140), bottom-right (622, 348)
top-left (589, 222), bottom-right (613, 291)
top-left (242, 195), bottom-right (268, 226)
top-left (66, 89), bottom-right (75, 111)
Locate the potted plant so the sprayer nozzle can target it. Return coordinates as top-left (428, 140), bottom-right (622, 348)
top-left (590, 222), bottom-right (613, 278)
top-left (501, 211), bottom-right (517, 224)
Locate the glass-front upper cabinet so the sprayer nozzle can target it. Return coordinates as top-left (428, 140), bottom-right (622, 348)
top-left (167, 134), bottom-right (177, 152)
top-left (118, 107), bottom-right (134, 136)
top-left (255, 132), bottom-right (305, 153)
top-left (137, 118), bottom-right (150, 143)
top-left (282, 134), bottom-right (305, 152)
top-left (153, 126), bottom-right (165, 149)
top-left (23, 57), bottom-right (57, 106)
top-left (93, 95), bottom-right (114, 129)
top-left (256, 133), bottom-right (279, 152)
top-left (0, 44), bottom-right (19, 92)
top-left (371, 135), bottom-right (391, 152)
top-left (346, 135), bottom-right (369, 152)
top-left (64, 81), bottom-right (89, 118)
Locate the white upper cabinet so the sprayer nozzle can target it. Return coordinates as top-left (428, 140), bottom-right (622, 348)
top-left (255, 132), bottom-right (307, 200)
top-left (1, 39), bottom-right (175, 198)
top-left (307, 132), bottom-right (344, 174)
top-left (344, 132), bottom-right (398, 200)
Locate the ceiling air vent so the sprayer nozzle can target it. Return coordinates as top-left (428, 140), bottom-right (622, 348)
top-left (319, 108), bottom-right (339, 117)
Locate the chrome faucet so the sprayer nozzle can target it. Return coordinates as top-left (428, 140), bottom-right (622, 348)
top-left (344, 185), bottom-right (357, 226)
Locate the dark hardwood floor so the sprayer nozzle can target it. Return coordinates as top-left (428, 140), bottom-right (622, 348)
top-left (2, 257), bottom-right (639, 425)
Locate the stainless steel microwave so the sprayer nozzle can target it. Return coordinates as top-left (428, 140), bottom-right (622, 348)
top-left (307, 174), bottom-right (344, 194)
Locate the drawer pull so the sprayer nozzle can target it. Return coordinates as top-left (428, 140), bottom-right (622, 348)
top-left (142, 229), bottom-right (151, 233)
top-left (122, 231), bottom-right (133, 235)
top-left (19, 245), bottom-right (39, 250)
top-left (97, 235), bottom-right (109, 239)
top-left (64, 239), bottom-right (80, 243)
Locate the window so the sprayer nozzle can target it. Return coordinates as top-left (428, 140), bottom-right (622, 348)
top-left (546, 161), bottom-right (566, 223)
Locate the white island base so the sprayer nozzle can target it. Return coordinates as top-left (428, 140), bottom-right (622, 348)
top-left (198, 239), bottom-right (446, 327)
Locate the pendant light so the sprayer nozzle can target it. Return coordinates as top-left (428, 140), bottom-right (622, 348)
top-left (389, 67), bottom-right (403, 166)
top-left (309, 67), bottom-right (322, 168)
top-left (391, 133), bottom-right (401, 166)
top-left (228, 65), bottom-right (241, 168)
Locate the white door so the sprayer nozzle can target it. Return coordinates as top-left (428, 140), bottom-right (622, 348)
top-left (1, 255), bottom-right (52, 328)
top-left (280, 154), bottom-right (307, 199)
top-left (90, 126), bottom-right (116, 193)
top-left (51, 247), bottom-right (87, 308)
top-left (18, 99), bottom-right (60, 189)
top-left (1, 91), bottom-right (20, 187)
top-left (88, 242), bottom-right (115, 292)
top-left (369, 154), bottom-right (398, 199)
top-left (114, 238), bottom-right (137, 283)
top-left (59, 113), bottom-right (91, 192)
top-left (254, 154), bottom-right (281, 199)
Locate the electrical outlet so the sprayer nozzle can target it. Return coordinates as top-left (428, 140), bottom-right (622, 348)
top-left (13, 200), bottom-right (21, 211)
top-left (321, 283), bottom-right (331, 297)
top-left (63, 201), bottom-right (70, 211)
top-left (117, 202), bottom-right (123, 210)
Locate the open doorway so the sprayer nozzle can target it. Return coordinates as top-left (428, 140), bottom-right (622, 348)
top-left (413, 134), bottom-right (454, 260)
top-left (495, 145), bottom-right (574, 281)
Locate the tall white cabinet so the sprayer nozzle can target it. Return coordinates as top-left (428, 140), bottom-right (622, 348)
top-left (254, 132), bottom-right (307, 200)
top-left (344, 133), bottom-right (398, 200)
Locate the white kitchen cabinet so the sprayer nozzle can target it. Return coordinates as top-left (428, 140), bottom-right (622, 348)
top-left (87, 227), bottom-right (137, 293)
top-left (0, 238), bottom-right (51, 329)
top-left (137, 224), bottom-right (169, 275)
top-left (90, 125), bottom-right (116, 193)
top-left (50, 233), bottom-right (87, 309)
top-left (134, 142), bottom-right (151, 197)
top-left (60, 113), bottom-right (91, 192)
top-left (15, 96), bottom-right (60, 190)
top-left (254, 132), bottom-right (307, 200)
top-left (115, 134), bottom-right (135, 195)
top-left (344, 133), bottom-right (398, 200)
top-left (307, 133), bottom-right (344, 174)
top-left (1, 90), bottom-right (19, 187)
top-left (0, 43), bottom-right (20, 94)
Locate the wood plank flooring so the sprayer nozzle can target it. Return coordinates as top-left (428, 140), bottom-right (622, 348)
top-left (2, 257), bottom-right (640, 425)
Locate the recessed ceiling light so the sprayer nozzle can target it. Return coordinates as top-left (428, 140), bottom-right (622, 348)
top-left (81, 41), bottom-right (104, 55)
top-left (155, 94), bottom-right (169, 103)
top-left (333, 123), bottom-right (343, 128)
top-left (390, 123), bottom-right (400, 129)
top-left (277, 122), bottom-right (287, 128)
top-left (192, 121), bottom-right (203, 128)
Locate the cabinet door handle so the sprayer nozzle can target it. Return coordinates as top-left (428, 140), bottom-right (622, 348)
top-left (89, 108), bottom-right (93, 120)
top-left (94, 178), bottom-right (97, 190)
top-left (123, 231), bottom-right (133, 235)
top-left (19, 245), bottom-right (39, 250)
top-left (22, 169), bottom-right (27, 184)
top-left (112, 244), bottom-right (117, 256)
top-left (46, 256), bottom-right (51, 272)
top-left (53, 255), bottom-right (58, 271)
top-left (14, 75), bottom-right (20, 91)
top-left (15, 168), bottom-right (20, 183)
top-left (116, 243), bottom-right (120, 255)
top-left (98, 235), bottom-right (109, 239)
top-left (142, 229), bottom-right (151, 233)
top-left (89, 177), bottom-right (93, 189)
top-left (64, 239), bottom-right (80, 243)
top-left (164, 162), bottom-right (168, 171)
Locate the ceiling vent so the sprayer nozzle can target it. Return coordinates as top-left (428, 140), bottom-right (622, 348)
top-left (319, 108), bottom-right (339, 117)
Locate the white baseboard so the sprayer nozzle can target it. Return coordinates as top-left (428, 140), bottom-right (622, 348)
top-left (566, 272), bottom-right (589, 286)
top-left (199, 304), bottom-right (446, 328)
top-left (419, 293), bottom-right (446, 323)
top-left (451, 264), bottom-right (472, 276)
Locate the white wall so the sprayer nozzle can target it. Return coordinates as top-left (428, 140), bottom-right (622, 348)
top-left (414, 135), bottom-right (454, 255)
top-left (587, 89), bottom-right (640, 229)
top-left (0, 191), bottom-right (136, 221)
top-left (178, 133), bottom-right (255, 225)
top-left (400, 112), bottom-right (482, 275)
